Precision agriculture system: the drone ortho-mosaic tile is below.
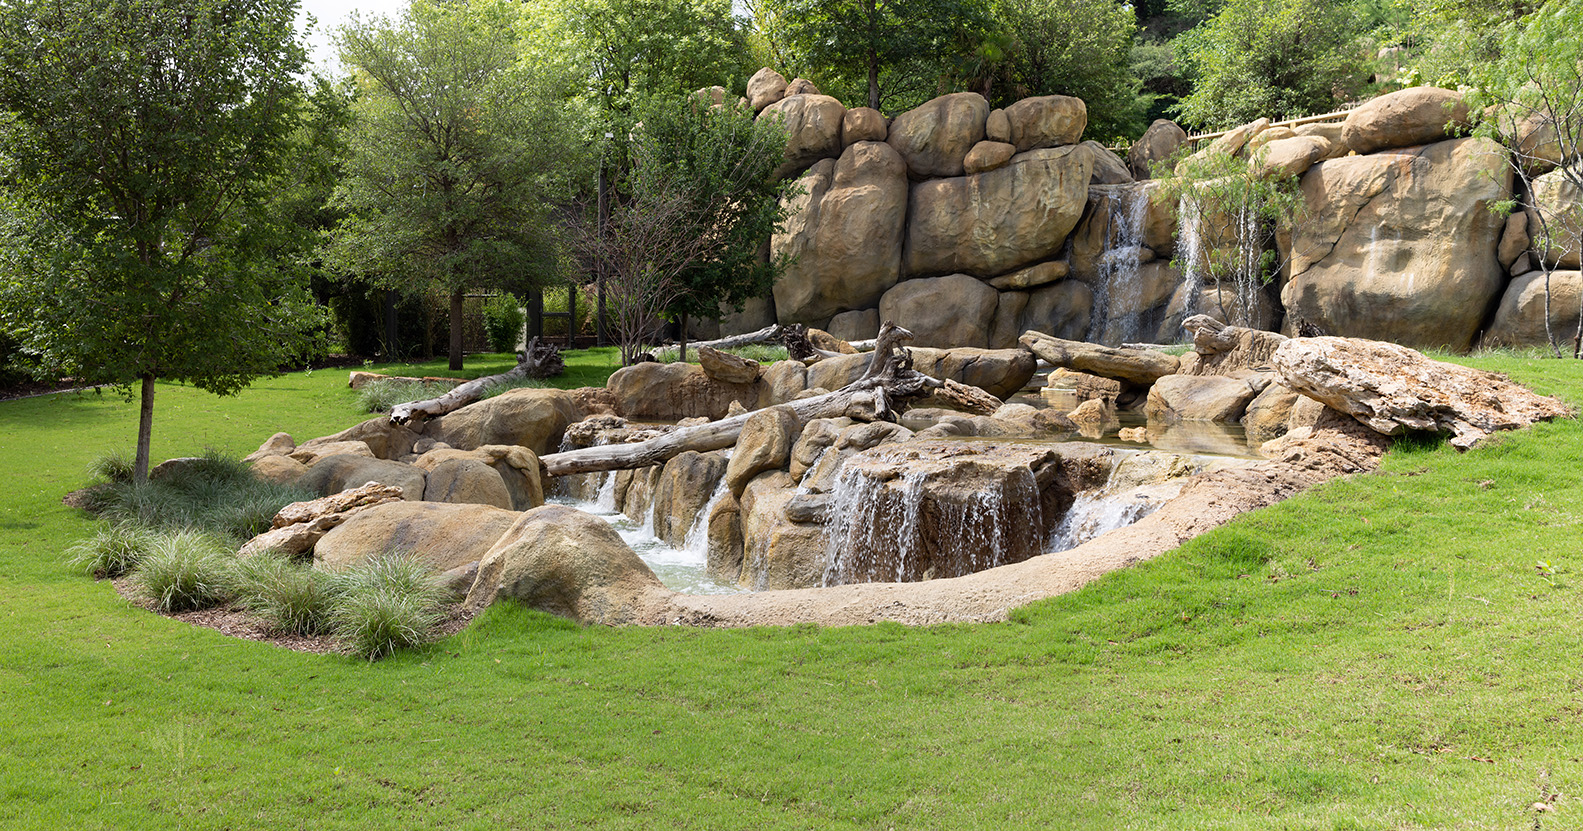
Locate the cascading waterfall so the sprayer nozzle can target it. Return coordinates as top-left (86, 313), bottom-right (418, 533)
top-left (593, 469), bottom-right (618, 513)
top-left (1094, 187), bottom-right (1151, 345)
top-left (680, 474), bottom-right (731, 558)
top-left (1176, 196), bottom-right (1204, 333)
top-left (1047, 484), bottom-right (1181, 553)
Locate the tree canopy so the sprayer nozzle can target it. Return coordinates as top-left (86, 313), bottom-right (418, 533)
top-left (0, 0), bottom-right (326, 482)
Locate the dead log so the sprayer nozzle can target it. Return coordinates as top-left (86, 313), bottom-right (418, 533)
top-left (389, 337), bottom-right (562, 426)
top-left (539, 322), bottom-right (1000, 476)
top-left (781, 324), bottom-right (847, 361)
top-left (687, 325), bottom-right (784, 351)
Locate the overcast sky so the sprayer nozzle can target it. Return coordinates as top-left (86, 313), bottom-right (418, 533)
top-left (296, 0), bottom-right (408, 75)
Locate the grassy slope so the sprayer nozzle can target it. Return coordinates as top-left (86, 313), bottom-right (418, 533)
top-left (2, 349), bottom-right (1580, 829)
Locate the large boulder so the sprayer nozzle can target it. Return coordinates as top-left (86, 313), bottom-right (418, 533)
top-left (1079, 140), bottom-right (1133, 184)
top-left (1481, 271), bottom-right (1583, 349)
top-left (804, 347), bottom-right (1036, 399)
top-left (724, 405), bottom-right (800, 497)
top-left (420, 458), bottom-right (512, 510)
top-left (1020, 330), bottom-right (1180, 384)
top-left (1530, 168), bottom-right (1582, 268)
top-left (413, 445), bottom-right (544, 511)
top-left (422, 387), bottom-right (579, 455)
top-left (986, 260), bottom-right (1068, 291)
top-left (738, 471), bottom-right (826, 590)
top-left (315, 500), bottom-right (519, 573)
top-left (877, 273), bottom-right (1000, 348)
top-left (1144, 374), bottom-right (1263, 423)
top-left (1250, 136), bottom-right (1329, 180)
top-left (697, 346), bottom-right (761, 384)
top-left (251, 454), bottom-right (309, 486)
top-left (1014, 280), bottom-right (1095, 345)
top-left (1341, 86), bottom-right (1470, 155)
top-left (1002, 95), bottom-right (1086, 152)
top-left (885, 92), bottom-right (989, 179)
top-left (759, 93), bottom-right (846, 179)
top-left (747, 67), bottom-right (788, 112)
top-left (464, 505), bottom-right (671, 624)
top-left (842, 107), bottom-right (887, 145)
top-left (238, 483), bottom-right (406, 559)
top-left (243, 432), bottom-right (295, 464)
top-left (963, 140), bottom-right (1017, 175)
top-left (1272, 336), bottom-right (1572, 448)
top-left (1128, 119), bottom-right (1188, 180)
top-left (650, 450), bottom-right (729, 548)
top-left (827, 308), bottom-right (880, 341)
top-left (904, 146), bottom-right (1092, 278)
top-left (607, 362), bottom-right (759, 420)
top-left (297, 455), bottom-right (427, 501)
top-left (296, 416), bottom-right (421, 461)
top-left (771, 141), bottom-right (909, 324)
top-left (1280, 138), bottom-right (1511, 351)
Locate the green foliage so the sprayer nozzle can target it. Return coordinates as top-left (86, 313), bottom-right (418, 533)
top-left (556, 0), bottom-right (752, 112)
top-left (356, 378), bottom-right (455, 414)
top-left (482, 295), bottom-right (527, 354)
top-left (978, 0), bottom-right (1148, 140)
top-left (749, 0), bottom-right (994, 111)
top-left (66, 523), bottom-right (156, 579)
top-left (231, 550), bottom-right (341, 637)
top-left (88, 451), bottom-right (136, 486)
top-left (93, 449), bottom-right (315, 541)
top-left (330, 553), bottom-right (447, 660)
top-left (131, 529), bottom-right (237, 613)
top-left (1173, 0), bottom-right (1368, 129)
top-left (0, 0), bottom-right (330, 482)
top-left (325, 0), bottom-right (585, 370)
top-left (1391, 0), bottom-right (1539, 88)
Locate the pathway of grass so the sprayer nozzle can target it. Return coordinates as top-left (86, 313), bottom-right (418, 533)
top-left (2, 349), bottom-right (1580, 829)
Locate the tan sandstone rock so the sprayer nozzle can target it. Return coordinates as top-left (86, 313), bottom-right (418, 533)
top-left (298, 455), bottom-right (426, 501)
top-left (1342, 86), bottom-right (1469, 154)
top-left (963, 140), bottom-right (1016, 174)
top-left (877, 273), bottom-right (1000, 348)
top-left (316, 500), bottom-right (519, 573)
top-left (1003, 95), bottom-right (1086, 152)
top-left (238, 483), bottom-right (406, 558)
top-left (1482, 271), bottom-right (1583, 349)
top-left (747, 67), bottom-right (788, 112)
top-left (607, 362), bottom-right (759, 421)
top-left (1128, 119), bottom-right (1187, 179)
top-left (414, 445), bottom-right (544, 511)
top-left (650, 450), bottom-right (729, 547)
top-left (760, 93), bottom-right (846, 180)
top-left (886, 92), bottom-right (989, 179)
top-left (1020, 330), bottom-right (1180, 385)
top-left (698, 346), bottom-right (761, 384)
top-left (841, 107), bottom-right (887, 145)
top-left (1080, 140), bottom-right (1133, 184)
top-left (421, 387), bottom-right (579, 455)
top-left (243, 432), bottom-right (295, 463)
top-left (1530, 167), bottom-right (1582, 269)
top-left (724, 405), bottom-right (800, 497)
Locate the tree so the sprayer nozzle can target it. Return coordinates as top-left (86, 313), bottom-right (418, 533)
top-left (747, 0), bottom-right (995, 112)
top-left (1173, 0), bottom-right (1368, 129)
top-left (325, 0), bottom-right (584, 372)
top-left (973, 0), bottom-right (1147, 140)
top-left (0, 0), bottom-right (327, 484)
top-left (1468, 0), bottom-right (1583, 355)
top-left (573, 94), bottom-right (795, 365)
top-left (557, 0), bottom-right (753, 115)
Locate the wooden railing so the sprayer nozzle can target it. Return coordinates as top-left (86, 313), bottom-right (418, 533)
top-left (1184, 105), bottom-right (1361, 150)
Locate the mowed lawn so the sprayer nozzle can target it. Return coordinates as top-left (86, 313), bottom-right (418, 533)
top-left (3, 348), bottom-right (1582, 829)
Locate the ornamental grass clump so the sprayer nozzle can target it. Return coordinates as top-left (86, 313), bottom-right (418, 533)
top-left (231, 549), bottom-right (341, 637)
top-left (92, 448), bottom-right (313, 541)
top-left (331, 552), bottom-right (447, 660)
top-left (356, 378), bottom-right (453, 414)
top-left (132, 528), bottom-right (236, 613)
top-left (66, 522), bottom-right (156, 578)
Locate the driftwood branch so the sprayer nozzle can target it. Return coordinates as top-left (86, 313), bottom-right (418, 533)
top-left (539, 321), bottom-right (1001, 476)
top-left (688, 325), bottom-right (784, 351)
top-left (389, 337), bottom-right (562, 426)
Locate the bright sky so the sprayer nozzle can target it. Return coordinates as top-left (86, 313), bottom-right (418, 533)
top-left (296, 0), bottom-right (409, 75)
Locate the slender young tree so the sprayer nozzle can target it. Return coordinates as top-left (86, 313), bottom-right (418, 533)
top-left (326, 0), bottom-right (584, 371)
top-left (0, 0), bottom-right (326, 484)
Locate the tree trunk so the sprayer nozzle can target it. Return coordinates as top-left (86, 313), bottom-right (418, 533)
top-left (383, 289), bottom-right (399, 359)
top-left (688, 325), bottom-right (783, 351)
top-left (134, 373), bottom-right (155, 485)
top-left (449, 287), bottom-right (465, 372)
top-left (678, 312), bottom-right (689, 363)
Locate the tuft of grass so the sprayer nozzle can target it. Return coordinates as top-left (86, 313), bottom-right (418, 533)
top-left (356, 378), bottom-right (455, 414)
top-left (93, 449), bottom-right (313, 541)
top-left (331, 552), bottom-right (447, 660)
top-left (652, 343), bottom-right (791, 364)
top-left (478, 374), bottom-right (546, 399)
top-left (231, 549), bottom-right (341, 636)
top-left (131, 529), bottom-right (236, 613)
top-left (88, 450), bottom-right (135, 484)
top-left (66, 522), bottom-right (156, 578)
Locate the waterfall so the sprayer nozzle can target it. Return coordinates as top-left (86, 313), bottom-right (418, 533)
top-left (1047, 485), bottom-right (1180, 553)
top-left (1176, 196), bottom-right (1204, 337)
top-left (680, 474), bottom-right (731, 558)
top-left (1090, 187), bottom-right (1152, 345)
top-left (593, 470), bottom-right (618, 513)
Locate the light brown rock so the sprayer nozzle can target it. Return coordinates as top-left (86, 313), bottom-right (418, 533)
top-left (298, 416), bottom-right (421, 461)
top-left (759, 359), bottom-right (809, 407)
top-left (987, 260), bottom-right (1069, 291)
top-left (421, 458), bottom-right (512, 509)
top-left (738, 471), bottom-right (826, 590)
top-left (316, 500), bottom-right (519, 573)
top-left (650, 450), bottom-right (729, 547)
top-left (1482, 271), bottom-right (1583, 349)
top-left (878, 274), bottom-right (1000, 348)
top-left (1272, 336), bottom-right (1572, 448)
top-left (289, 440), bottom-right (372, 466)
top-left (1020, 330), bottom-right (1180, 385)
top-left (1080, 140), bottom-right (1133, 184)
top-left (1280, 138), bottom-right (1511, 350)
top-left (238, 483), bottom-right (405, 558)
top-left (886, 92), bottom-right (989, 178)
top-left (421, 387), bottom-right (579, 455)
top-left (827, 308), bottom-right (880, 341)
top-left (985, 108), bottom-right (1011, 143)
top-left (802, 347), bottom-right (1035, 399)
top-left (250, 453), bottom-right (308, 486)
top-left (698, 346), bottom-right (761, 384)
top-left (1145, 375), bottom-right (1261, 423)
top-left (771, 142), bottom-right (908, 324)
top-left (243, 432), bottom-right (295, 464)
top-left (413, 445), bottom-right (544, 511)
top-left (904, 146), bottom-right (1091, 278)
top-left (464, 505), bottom-right (671, 623)
top-left (607, 362), bottom-right (759, 420)
top-left (1499, 210), bottom-right (1530, 270)
top-left (785, 78), bottom-right (819, 96)
top-left (760, 93), bottom-right (846, 179)
top-left (1530, 168), bottom-right (1582, 268)
top-left (705, 493), bottom-right (744, 583)
top-left (1249, 136), bottom-right (1329, 180)
top-left (1128, 119), bottom-right (1187, 179)
top-left (1242, 382), bottom-right (1300, 444)
top-left (747, 67), bottom-right (788, 112)
top-left (841, 107), bottom-right (887, 145)
top-left (724, 405), bottom-right (800, 497)
top-left (1003, 95), bottom-right (1086, 152)
top-left (1342, 86), bottom-right (1470, 154)
top-left (963, 140), bottom-right (1016, 174)
top-left (298, 455), bottom-right (426, 501)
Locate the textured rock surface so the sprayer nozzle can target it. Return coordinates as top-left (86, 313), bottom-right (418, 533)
top-left (760, 93), bottom-right (846, 179)
top-left (1080, 140), bottom-right (1133, 184)
top-left (1145, 375), bottom-right (1262, 423)
top-left (607, 362), bottom-right (760, 420)
top-left (803, 347), bottom-right (1036, 399)
top-left (298, 416), bottom-right (421, 461)
top-left (877, 273), bottom-right (1000, 348)
top-left (747, 67), bottom-right (788, 112)
top-left (1280, 138), bottom-right (1511, 351)
top-left (1021, 330), bottom-right (1180, 384)
top-left (771, 142), bottom-right (909, 324)
top-left (724, 405), bottom-right (800, 497)
top-left (250, 453), bottom-right (309, 486)
top-left (1530, 168), bottom-right (1582, 268)
top-left (464, 505), bottom-right (671, 624)
top-left (289, 440), bottom-right (372, 466)
top-left (986, 260), bottom-right (1069, 290)
top-left (739, 471), bottom-right (827, 590)
top-left (1272, 336), bottom-right (1572, 448)
top-left (1016, 281), bottom-right (1095, 345)
top-left (238, 483), bottom-right (406, 559)
top-left (827, 308), bottom-right (880, 341)
top-left (650, 451), bottom-right (729, 547)
top-left (298, 455), bottom-right (427, 501)
top-left (698, 346), bottom-right (761, 384)
top-left (1484, 271), bottom-right (1583, 349)
top-left (886, 92), bottom-right (989, 178)
top-left (1128, 119), bottom-right (1187, 179)
top-left (963, 140), bottom-right (1016, 174)
top-left (904, 146), bottom-right (1091, 278)
top-left (422, 388), bottom-right (578, 455)
top-left (243, 432), bottom-right (295, 463)
top-left (413, 445), bottom-right (544, 511)
top-left (841, 107), bottom-right (887, 145)
top-left (1250, 136), bottom-right (1329, 180)
top-left (420, 457), bottom-right (512, 510)
top-left (315, 501), bottom-right (519, 573)
top-left (1002, 95), bottom-right (1086, 152)
top-left (1342, 86), bottom-right (1469, 154)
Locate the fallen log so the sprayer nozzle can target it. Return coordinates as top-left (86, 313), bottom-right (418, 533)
top-left (389, 337), bottom-right (562, 426)
top-left (687, 325), bottom-right (784, 351)
top-left (539, 322), bottom-right (1000, 476)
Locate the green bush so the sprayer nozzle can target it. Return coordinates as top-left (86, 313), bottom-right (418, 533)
top-left (356, 378), bottom-right (454, 414)
top-left (132, 529), bottom-right (236, 613)
top-left (482, 294), bottom-right (525, 353)
top-left (331, 552), bottom-right (447, 660)
top-left (90, 448), bottom-right (314, 541)
top-left (231, 550), bottom-right (341, 636)
top-left (66, 522), bottom-right (156, 578)
top-left (88, 450), bottom-right (135, 485)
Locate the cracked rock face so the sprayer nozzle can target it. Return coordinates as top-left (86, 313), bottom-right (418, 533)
top-left (1278, 137), bottom-right (1511, 351)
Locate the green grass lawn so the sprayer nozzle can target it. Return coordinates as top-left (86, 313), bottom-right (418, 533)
top-left (3, 349), bottom-right (1582, 829)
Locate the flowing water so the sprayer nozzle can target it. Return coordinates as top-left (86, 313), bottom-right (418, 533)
top-left (1093, 187), bottom-right (1153, 344)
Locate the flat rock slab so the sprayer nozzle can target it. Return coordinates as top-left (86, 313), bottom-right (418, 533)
top-left (1272, 336), bottom-right (1572, 449)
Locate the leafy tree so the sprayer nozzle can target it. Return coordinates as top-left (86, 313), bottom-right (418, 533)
top-left (0, 0), bottom-right (326, 484)
top-left (1174, 0), bottom-right (1368, 130)
top-left (1398, 0), bottom-right (1540, 88)
top-left (747, 0), bottom-right (995, 112)
top-left (975, 0), bottom-right (1147, 140)
top-left (325, 0), bottom-right (584, 372)
top-left (1468, 0), bottom-right (1583, 355)
top-left (557, 0), bottom-right (753, 114)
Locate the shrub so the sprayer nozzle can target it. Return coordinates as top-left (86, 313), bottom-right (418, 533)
top-left (93, 451), bottom-right (314, 542)
top-left (132, 529), bottom-right (236, 613)
top-left (482, 294), bottom-right (525, 353)
top-left (331, 552), bottom-right (447, 660)
top-left (231, 550), bottom-right (341, 636)
top-left (67, 522), bottom-right (156, 578)
top-left (88, 450), bottom-right (136, 485)
top-left (356, 378), bottom-right (454, 414)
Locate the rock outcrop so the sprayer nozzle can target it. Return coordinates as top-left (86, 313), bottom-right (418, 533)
top-left (885, 92), bottom-right (989, 179)
top-left (1341, 86), bottom-right (1469, 154)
